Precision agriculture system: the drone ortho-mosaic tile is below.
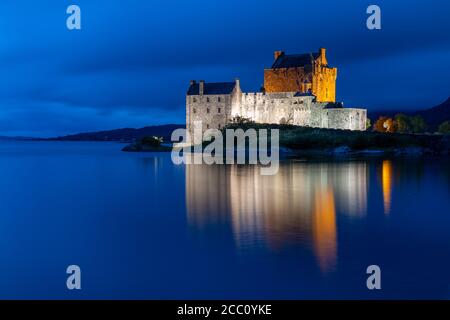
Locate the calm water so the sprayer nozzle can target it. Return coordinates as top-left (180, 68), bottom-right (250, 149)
top-left (0, 141), bottom-right (449, 299)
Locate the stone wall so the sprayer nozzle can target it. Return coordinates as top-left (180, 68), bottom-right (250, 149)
top-left (186, 92), bottom-right (233, 139)
top-left (263, 59), bottom-right (337, 103)
top-left (186, 87), bottom-right (367, 140)
top-left (263, 68), bottom-right (312, 94)
top-left (325, 108), bottom-right (367, 131)
top-left (312, 65), bottom-right (337, 103)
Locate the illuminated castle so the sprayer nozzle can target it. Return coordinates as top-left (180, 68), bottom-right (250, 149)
top-left (264, 48), bottom-right (336, 102)
top-left (186, 48), bottom-right (366, 136)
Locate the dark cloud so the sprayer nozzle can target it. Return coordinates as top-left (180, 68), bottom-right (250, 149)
top-left (0, 0), bottom-right (449, 136)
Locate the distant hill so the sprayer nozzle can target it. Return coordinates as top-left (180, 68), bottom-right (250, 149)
top-left (368, 96), bottom-right (450, 131)
top-left (415, 96), bottom-right (450, 129)
top-left (0, 136), bottom-right (36, 141)
top-left (50, 124), bottom-right (184, 143)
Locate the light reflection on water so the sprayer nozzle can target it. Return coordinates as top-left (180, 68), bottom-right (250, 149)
top-left (186, 161), bottom-right (370, 274)
top-left (2, 141), bottom-right (450, 299)
top-left (382, 160), bottom-right (393, 215)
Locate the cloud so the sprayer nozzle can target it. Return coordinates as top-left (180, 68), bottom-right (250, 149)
top-left (0, 0), bottom-right (448, 136)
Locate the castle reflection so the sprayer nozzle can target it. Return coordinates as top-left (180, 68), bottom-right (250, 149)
top-left (186, 161), bottom-right (369, 273)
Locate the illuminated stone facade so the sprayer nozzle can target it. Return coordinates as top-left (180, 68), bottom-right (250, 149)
top-left (264, 48), bottom-right (337, 103)
top-left (186, 48), bottom-right (367, 137)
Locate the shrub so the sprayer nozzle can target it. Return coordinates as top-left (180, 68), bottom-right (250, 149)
top-left (409, 115), bottom-right (427, 133)
top-left (140, 136), bottom-right (163, 147)
top-left (438, 121), bottom-right (450, 134)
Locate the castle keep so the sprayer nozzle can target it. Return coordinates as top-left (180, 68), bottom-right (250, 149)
top-left (264, 48), bottom-right (336, 102)
top-left (186, 48), bottom-right (367, 137)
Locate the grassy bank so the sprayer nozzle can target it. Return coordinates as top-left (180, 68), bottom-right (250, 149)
top-left (225, 123), bottom-right (450, 154)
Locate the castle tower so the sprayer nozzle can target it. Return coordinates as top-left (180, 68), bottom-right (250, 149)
top-left (263, 48), bottom-right (337, 102)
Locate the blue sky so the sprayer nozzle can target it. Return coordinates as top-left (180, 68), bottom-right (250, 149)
top-left (0, 0), bottom-right (449, 137)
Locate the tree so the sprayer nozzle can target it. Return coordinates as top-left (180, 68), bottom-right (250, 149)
top-left (140, 136), bottom-right (163, 147)
top-left (395, 113), bottom-right (411, 133)
top-left (410, 115), bottom-right (427, 133)
top-left (374, 116), bottom-right (396, 133)
top-left (373, 116), bottom-right (387, 132)
top-left (384, 118), bottom-right (396, 132)
top-left (366, 118), bottom-right (372, 130)
top-left (438, 121), bottom-right (450, 134)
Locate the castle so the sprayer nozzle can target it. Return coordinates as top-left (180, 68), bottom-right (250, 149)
top-left (186, 48), bottom-right (367, 137)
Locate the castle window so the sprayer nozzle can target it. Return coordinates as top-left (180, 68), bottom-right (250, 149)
top-left (193, 98), bottom-right (197, 103)
top-left (207, 108), bottom-right (210, 114)
top-left (206, 124), bottom-right (210, 129)
top-left (218, 107), bottom-right (221, 114)
top-left (193, 108), bottom-right (197, 114)
top-left (218, 124), bottom-right (221, 129)
top-left (218, 97), bottom-right (221, 102)
top-left (207, 97), bottom-right (210, 103)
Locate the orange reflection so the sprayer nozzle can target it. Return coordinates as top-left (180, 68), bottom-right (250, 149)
top-left (382, 160), bottom-right (393, 215)
top-left (312, 187), bottom-right (337, 273)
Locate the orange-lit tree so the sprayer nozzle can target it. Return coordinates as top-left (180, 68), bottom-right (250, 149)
top-left (374, 116), bottom-right (396, 133)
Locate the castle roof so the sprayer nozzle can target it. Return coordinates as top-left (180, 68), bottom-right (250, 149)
top-left (294, 91), bottom-right (315, 97)
top-left (187, 81), bottom-right (236, 95)
top-left (271, 52), bottom-right (320, 69)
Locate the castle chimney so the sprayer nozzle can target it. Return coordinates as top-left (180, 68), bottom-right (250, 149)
top-left (199, 80), bottom-right (205, 95)
top-left (190, 80), bottom-right (196, 86)
top-left (319, 47), bottom-right (326, 56)
top-left (235, 78), bottom-right (241, 92)
top-left (319, 48), bottom-right (327, 64)
top-left (274, 50), bottom-right (284, 60)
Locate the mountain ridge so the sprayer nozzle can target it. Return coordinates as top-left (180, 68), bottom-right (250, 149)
top-left (368, 96), bottom-right (450, 130)
top-left (49, 124), bottom-right (184, 143)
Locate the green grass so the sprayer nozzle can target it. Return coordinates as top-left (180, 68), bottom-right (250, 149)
top-left (224, 123), bottom-right (444, 151)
